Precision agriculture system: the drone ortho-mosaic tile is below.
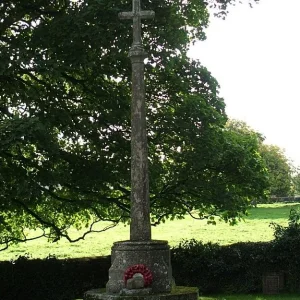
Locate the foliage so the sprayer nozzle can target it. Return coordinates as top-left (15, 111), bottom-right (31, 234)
top-left (0, 255), bottom-right (110, 300)
top-left (227, 120), bottom-right (295, 199)
top-left (260, 145), bottom-right (294, 197)
top-left (172, 235), bottom-right (300, 293)
top-left (171, 209), bottom-right (300, 294)
top-left (225, 120), bottom-right (265, 144)
top-left (172, 239), bottom-right (269, 294)
top-left (0, 0), bottom-right (265, 249)
top-left (271, 207), bottom-right (300, 242)
top-left (268, 208), bottom-right (300, 291)
top-left (292, 171), bottom-right (300, 195)
top-left (221, 120), bottom-right (269, 211)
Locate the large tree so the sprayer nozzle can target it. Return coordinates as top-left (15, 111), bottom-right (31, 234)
top-left (0, 0), bottom-right (265, 250)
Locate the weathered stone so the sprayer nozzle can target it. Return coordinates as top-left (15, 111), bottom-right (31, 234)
top-left (84, 286), bottom-right (199, 300)
top-left (119, 0), bottom-right (155, 242)
top-left (106, 241), bottom-right (172, 294)
top-left (126, 273), bottom-right (144, 289)
top-left (120, 288), bottom-right (152, 296)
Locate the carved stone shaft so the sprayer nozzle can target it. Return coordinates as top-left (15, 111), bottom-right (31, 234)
top-left (129, 51), bottom-right (151, 241)
top-left (119, 0), bottom-right (155, 241)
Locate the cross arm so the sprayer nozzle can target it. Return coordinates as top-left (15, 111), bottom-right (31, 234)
top-left (119, 10), bottom-right (155, 20)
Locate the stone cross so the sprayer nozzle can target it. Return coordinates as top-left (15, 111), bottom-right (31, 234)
top-left (119, 1), bottom-right (155, 241)
top-left (119, 0), bottom-right (155, 52)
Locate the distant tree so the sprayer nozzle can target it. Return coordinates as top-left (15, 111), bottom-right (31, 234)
top-left (227, 120), bottom-right (294, 198)
top-left (225, 119), bottom-right (264, 142)
top-left (292, 171), bottom-right (300, 195)
top-left (225, 120), bottom-right (269, 204)
top-left (259, 145), bottom-right (293, 197)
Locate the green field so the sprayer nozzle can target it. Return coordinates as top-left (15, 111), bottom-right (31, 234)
top-left (1, 203), bottom-right (299, 261)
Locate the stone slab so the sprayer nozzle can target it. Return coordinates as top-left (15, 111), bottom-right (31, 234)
top-left (84, 286), bottom-right (198, 300)
top-left (263, 273), bottom-right (282, 294)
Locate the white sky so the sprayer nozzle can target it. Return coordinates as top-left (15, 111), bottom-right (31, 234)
top-left (188, 0), bottom-right (300, 168)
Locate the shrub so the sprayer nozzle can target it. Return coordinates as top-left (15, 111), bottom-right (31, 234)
top-left (171, 209), bottom-right (300, 294)
top-left (171, 239), bottom-right (269, 294)
top-left (171, 240), bottom-right (225, 293)
top-left (269, 208), bottom-right (300, 292)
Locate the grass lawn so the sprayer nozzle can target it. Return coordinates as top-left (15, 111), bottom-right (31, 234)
top-left (199, 295), bottom-right (300, 300)
top-left (1, 203), bottom-right (299, 261)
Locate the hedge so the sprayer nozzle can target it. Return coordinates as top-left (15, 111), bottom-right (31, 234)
top-left (0, 256), bottom-right (110, 300)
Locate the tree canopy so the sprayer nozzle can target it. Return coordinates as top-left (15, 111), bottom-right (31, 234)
top-left (0, 0), bottom-right (265, 250)
top-left (292, 171), bottom-right (300, 195)
top-left (260, 144), bottom-right (294, 197)
top-left (227, 120), bottom-right (295, 198)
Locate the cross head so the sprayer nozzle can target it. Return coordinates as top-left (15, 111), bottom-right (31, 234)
top-left (119, 0), bottom-right (155, 47)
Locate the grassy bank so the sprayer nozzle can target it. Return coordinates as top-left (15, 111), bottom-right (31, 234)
top-left (1, 203), bottom-right (299, 261)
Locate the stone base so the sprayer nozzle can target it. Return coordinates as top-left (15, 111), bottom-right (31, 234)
top-left (120, 288), bottom-right (153, 296)
top-left (106, 240), bottom-right (173, 294)
top-left (84, 286), bottom-right (198, 300)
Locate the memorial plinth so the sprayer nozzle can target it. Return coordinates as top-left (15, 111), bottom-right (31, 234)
top-left (106, 241), bottom-right (172, 294)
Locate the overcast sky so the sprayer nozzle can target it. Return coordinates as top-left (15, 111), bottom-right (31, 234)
top-left (188, 0), bottom-right (300, 168)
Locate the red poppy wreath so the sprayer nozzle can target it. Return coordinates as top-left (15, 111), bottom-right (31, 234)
top-left (124, 264), bottom-right (153, 287)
